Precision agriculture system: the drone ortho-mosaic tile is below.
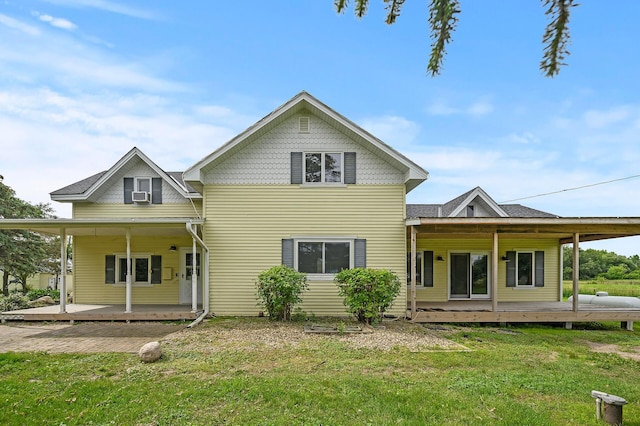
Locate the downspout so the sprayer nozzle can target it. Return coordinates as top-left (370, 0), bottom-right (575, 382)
top-left (186, 221), bottom-right (210, 328)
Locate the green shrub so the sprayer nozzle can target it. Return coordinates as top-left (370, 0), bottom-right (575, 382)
top-left (26, 288), bottom-right (61, 302)
top-left (0, 293), bottom-right (30, 312)
top-left (334, 268), bottom-right (401, 325)
top-left (256, 265), bottom-right (308, 321)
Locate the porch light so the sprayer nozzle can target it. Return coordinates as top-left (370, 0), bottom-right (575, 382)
top-left (169, 245), bottom-right (177, 251)
top-left (501, 255), bottom-right (510, 261)
top-left (436, 255), bottom-right (445, 261)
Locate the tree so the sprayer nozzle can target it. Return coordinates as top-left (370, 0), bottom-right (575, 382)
top-left (334, 0), bottom-right (577, 77)
top-left (0, 177), bottom-right (55, 296)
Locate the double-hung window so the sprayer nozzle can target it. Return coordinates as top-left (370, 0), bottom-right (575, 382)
top-left (297, 240), bottom-right (351, 274)
top-left (305, 153), bottom-right (343, 183)
top-left (506, 250), bottom-right (545, 288)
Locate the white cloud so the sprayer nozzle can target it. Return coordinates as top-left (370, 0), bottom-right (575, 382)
top-left (34, 12), bottom-right (77, 30)
top-left (0, 13), bottom-right (40, 35)
top-left (40, 0), bottom-right (158, 20)
top-left (583, 106), bottom-right (633, 129)
top-left (358, 115), bottom-right (420, 147)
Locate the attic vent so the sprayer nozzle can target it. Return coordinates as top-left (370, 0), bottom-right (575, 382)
top-left (299, 116), bottom-right (310, 133)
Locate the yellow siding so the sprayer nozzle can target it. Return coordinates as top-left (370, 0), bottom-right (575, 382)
top-left (73, 235), bottom-right (194, 304)
top-left (73, 202), bottom-right (202, 219)
top-left (203, 184), bottom-right (407, 317)
top-left (411, 237), bottom-right (560, 303)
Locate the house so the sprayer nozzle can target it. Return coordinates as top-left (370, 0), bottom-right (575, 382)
top-left (2, 91), bottom-right (640, 326)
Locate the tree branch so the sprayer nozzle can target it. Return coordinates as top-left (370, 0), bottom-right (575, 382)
top-left (540, 0), bottom-right (576, 77)
top-left (384, 0), bottom-right (406, 24)
top-left (427, 0), bottom-right (460, 77)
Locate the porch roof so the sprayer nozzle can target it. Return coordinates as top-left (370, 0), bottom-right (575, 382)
top-left (406, 217), bottom-right (640, 243)
top-left (0, 218), bottom-right (204, 237)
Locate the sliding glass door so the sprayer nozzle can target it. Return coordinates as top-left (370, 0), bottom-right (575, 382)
top-left (450, 252), bottom-right (490, 299)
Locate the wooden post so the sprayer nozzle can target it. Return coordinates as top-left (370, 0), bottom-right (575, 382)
top-left (492, 232), bottom-right (499, 312)
top-left (59, 228), bottom-right (67, 314)
top-left (410, 226), bottom-right (417, 319)
top-left (572, 233), bottom-right (579, 312)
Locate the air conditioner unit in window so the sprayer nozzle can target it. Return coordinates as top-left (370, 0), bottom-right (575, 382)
top-left (132, 191), bottom-right (150, 203)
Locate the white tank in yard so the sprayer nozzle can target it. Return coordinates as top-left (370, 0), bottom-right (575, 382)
top-left (568, 292), bottom-right (640, 308)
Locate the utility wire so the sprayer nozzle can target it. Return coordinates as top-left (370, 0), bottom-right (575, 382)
top-left (500, 174), bottom-right (640, 203)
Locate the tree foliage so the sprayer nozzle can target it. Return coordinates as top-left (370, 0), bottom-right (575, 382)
top-left (334, 0), bottom-right (577, 77)
top-left (563, 247), bottom-right (640, 280)
top-left (334, 268), bottom-right (401, 324)
top-left (0, 177), bottom-right (56, 296)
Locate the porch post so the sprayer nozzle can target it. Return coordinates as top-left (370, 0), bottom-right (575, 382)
top-left (59, 228), bottom-right (67, 313)
top-left (191, 236), bottom-right (197, 313)
top-left (492, 232), bottom-right (499, 312)
top-left (572, 233), bottom-right (580, 312)
top-left (410, 225), bottom-right (417, 319)
top-left (125, 228), bottom-right (132, 313)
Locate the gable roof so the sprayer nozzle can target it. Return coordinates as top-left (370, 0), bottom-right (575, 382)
top-left (407, 187), bottom-right (559, 219)
top-left (50, 147), bottom-right (201, 202)
top-left (183, 91), bottom-right (429, 193)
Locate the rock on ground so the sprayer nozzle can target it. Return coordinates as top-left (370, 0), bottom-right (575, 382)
top-left (139, 341), bottom-right (162, 363)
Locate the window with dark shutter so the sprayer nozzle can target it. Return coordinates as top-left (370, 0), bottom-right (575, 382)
top-left (344, 152), bottom-right (356, 184)
top-left (123, 178), bottom-right (134, 204)
top-left (354, 239), bottom-right (366, 268)
top-left (105, 255), bottom-right (116, 284)
top-left (290, 152), bottom-right (303, 184)
top-left (423, 251), bottom-right (434, 287)
top-left (506, 251), bottom-right (516, 287)
top-left (151, 178), bottom-right (162, 204)
top-left (282, 239), bottom-right (294, 268)
top-left (535, 251), bottom-right (545, 287)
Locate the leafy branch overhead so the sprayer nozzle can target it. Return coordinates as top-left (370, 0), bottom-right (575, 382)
top-left (334, 0), bottom-right (577, 77)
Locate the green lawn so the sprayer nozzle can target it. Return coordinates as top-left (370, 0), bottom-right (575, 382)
top-left (1, 318), bottom-right (639, 425)
top-left (563, 279), bottom-right (640, 299)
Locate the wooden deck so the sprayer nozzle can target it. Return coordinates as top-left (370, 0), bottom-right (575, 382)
top-left (410, 301), bottom-right (640, 327)
top-left (1, 304), bottom-right (199, 322)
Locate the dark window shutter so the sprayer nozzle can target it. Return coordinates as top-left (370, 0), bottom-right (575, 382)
top-left (105, 255), bottom-right (115, 284)
top-left (535, 251), bottom-right (545, 287)
top-left (152, 178), bottom-right (162, 204)
top-left (282, 239), bottom-right (294, 268)
top-left (424, 251), bottom-right (434, 287)
top-left (124, 177), bottom-right (134, 204)
top-left (506, 251), bottom-right (516, 287)
top-left (344, 152), bottom-right (356, 184)
top-left (151, 255), bottom-right (162, 284)
top-left (290, 152), bottom-right (303, 184)
top-left (354, 239), bottom-right (366, 268)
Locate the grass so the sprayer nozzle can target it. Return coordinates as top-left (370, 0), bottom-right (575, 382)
top-left (1, 318), bottom-right (639, 425)
top-left (563, 278), bottom-right (640, 299)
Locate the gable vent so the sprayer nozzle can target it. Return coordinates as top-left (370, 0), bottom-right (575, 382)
top-left (299, 116), bottom-right (310, 133)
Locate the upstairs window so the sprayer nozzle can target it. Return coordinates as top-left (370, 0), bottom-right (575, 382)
top-left (305, 153), bottom-right (342, 183)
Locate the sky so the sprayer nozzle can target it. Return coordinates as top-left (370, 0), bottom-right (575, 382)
top-left (1, 0), bottom-right (640, 255)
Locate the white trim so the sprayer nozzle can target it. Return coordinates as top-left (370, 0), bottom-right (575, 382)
top-left (449, 187), bottom-right (508, 218)
top-left (113, 252), bottom-right (156, 286)
top-left (512, 249), bottom-right (536, 288)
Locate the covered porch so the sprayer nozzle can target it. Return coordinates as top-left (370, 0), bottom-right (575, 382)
top-left (1, 303), bottom-right (198, 322)
top-left (406, 217), bottom-right (640, 327)
top-left (0, 218), bottom-right (209, 321)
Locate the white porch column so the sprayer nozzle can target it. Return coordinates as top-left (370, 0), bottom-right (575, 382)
top-left (410, 226), bottom-right (417, 319)
top-left (59, 228), bottom-right (67, 313)
top-left (125, 228), bottom-right (132, 313)
top-left (572, 233), bottom-right (580, 312)
top-left (191, 236), bottom-right (198, 312)
top-left (492, 232), bottom-right (499, 312)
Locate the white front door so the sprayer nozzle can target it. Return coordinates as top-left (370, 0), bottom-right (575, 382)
top-left (179, 247), bottom-right (202, 305)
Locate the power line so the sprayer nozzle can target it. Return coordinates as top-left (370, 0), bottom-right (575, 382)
top-left (500, 174), bottom-right (640, 203)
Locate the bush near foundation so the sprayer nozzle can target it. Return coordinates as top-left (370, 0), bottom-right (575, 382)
top-left (256, 265), bottom-right (308, 321)
top-left (334, 268), bottom-right (401, 325)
